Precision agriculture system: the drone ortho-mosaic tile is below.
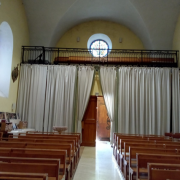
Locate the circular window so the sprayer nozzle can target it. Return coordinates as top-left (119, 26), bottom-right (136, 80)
top-left (87, 34), bottom-right (112, 57)
top-left (90, 39), bottom-right (109, 57)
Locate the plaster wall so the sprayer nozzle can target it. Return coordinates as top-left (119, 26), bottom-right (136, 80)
top-left (56, 20), bottom-right (145, 49)
top-left (173, 13), bottom-right (180, 67)
top-left (0, 0), bottom-right (29, 112)
top-left (56, 20), bottom-right (145, 95)
top-left (56, 20), bottom-right (144, 95)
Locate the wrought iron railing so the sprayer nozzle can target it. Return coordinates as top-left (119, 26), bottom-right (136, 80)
top-left (21, 46), bottom-right (179, 67)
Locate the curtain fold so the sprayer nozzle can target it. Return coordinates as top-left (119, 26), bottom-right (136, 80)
top-left (172, 68), bottom-right (180, 133)
top-left (77, 66), bottom-right (94, 135)
top-left (16, 64), bottom-right (47, 131)
top-left (118, 67), bottom-right (171, 135)
top-left (44, 65), bottom-right (77, 132)
top-left (100, 67), bottom-right (117, 144)
top-left (16, 64), bottom-right (32, 122)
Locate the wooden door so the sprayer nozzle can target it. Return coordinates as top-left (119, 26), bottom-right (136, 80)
top-left (97, 97), bottom-right (110, 141)
top-left (81, 96), bottom-right (97, 147)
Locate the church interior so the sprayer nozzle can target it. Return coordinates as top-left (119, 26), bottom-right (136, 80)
top-left (0, 0), bottom-right (180, 179)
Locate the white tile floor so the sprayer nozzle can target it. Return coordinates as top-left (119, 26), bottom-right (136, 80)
top-left (73, 141), bottom-right (124, 180)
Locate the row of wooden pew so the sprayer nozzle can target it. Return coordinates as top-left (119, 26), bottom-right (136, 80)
top-left (113, 133), bottom-right (180, 180)
top-left (165, 132), bottom-right (180, 139)
top-left (0, 131), bottom-right (81, 180)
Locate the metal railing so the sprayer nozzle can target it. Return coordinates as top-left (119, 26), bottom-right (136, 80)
top-left (21, 46), bottom-right (179, 67)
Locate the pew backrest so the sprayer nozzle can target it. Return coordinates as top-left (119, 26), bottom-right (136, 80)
top-left (6, 138), bottom-right (76, 153)
top-left (148, 163), bottom-right (180, 180)
top-left (136, 153), bottom-right (180, 179)
top-left (124, 142), bottom-right (180, 160)
top-left (0, 162), bottom-right (59, 179)
top-left (129, 147), bottom-right (180, 167)
top-left (0, 148), bottom-right (67, 175)
top-left (0, 142), bottom-right (72, 162)
top-left (0, 172), bottom-right (48, 180)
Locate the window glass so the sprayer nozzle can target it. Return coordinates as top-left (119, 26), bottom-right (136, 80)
top-left (90, 39), bottom-right (109, 57)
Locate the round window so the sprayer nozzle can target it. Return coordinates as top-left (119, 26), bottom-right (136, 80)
top-left (90, 39), bottom-right (109, 57)
top-left (87, 34), bottom-right (112, 57)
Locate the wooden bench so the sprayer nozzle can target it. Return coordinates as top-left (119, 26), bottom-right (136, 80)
top-left (115, 135), bottom-right (169, 160)
top-left (0, 157), bottom-right (59, 179)
top-left (22, 134), bottom-right (80, 147)
top-left (25, 132), bottom-right (81, 144)
top-left (0, 148), bottom-right (66, 180)
top-left (0, 162), bottom-right (60, 180)
top-left (11, 135), bottom-right (80, 161)
top-left (128, 147), bottom-right (180, 180)
top-left (0, 142), bottom-right (73, 179)
top-left (0, 172), bottom-right (48, 180)
top-left (0, 132), bottom-right (2, 141)
top-left (117, 139), bottom-right (180, 171)
top-left (23, 133), bottom-right (80, 158)
top-left (148, 163), bottom-right (180, 180)
top-left (6, 137), bottom-right (78, 169)
top-left (136, 154), bottom-right (180, 180)
top-left (6, 137), bottom-right (78, 162)
top-left (121, 142), bottom-right (180, 175)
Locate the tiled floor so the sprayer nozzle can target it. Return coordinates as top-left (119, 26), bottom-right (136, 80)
top-left (73, 141), bottom-right (124, 180)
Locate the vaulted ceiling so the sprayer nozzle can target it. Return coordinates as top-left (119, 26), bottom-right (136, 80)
top-left (22, 0), bottom-right (180, 50)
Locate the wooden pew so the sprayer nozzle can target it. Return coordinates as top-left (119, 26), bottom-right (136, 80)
top-left (129, 148), bottom-right (180, 180)
top-left (6, 137), bottom-right (78, 170)
top-left (113, 133), bottom-right (167, 158)
top-left (120, 141), bottom-right (180, 169)
top-left (0, 148), bottom-right (66, 180)
top-left (23, 132), bottom-right (81, 148)
top-left (117, 139), bottom-right (180, 171)
top-left (0, 162), bottom-right (60, 180)
top-left (115, 135), bottom-right (169, 160)
top-left (136, 154), bottom-right (180, 180)
top-left (0, 157), bottom-right (59, 180)
top-left (0, 142), bottom-right (73, 179)
top-left (121, 142), bottom-right (177, 178)
top-left (0, 172), bottom-right (48, 180)
top-left (0, 132), bottom-right (2, 141)
top-left (11, 135), bottom-right (80, 160)
top-left (23, 133), bottom-right (80, 146)
top-left (172, 133), bottom-right (180, 139)
top-left (6, 137), bottom-right (77, 163)
top-left (24, 133), bottom-right (81, 158)
top-left (26, 132), bottom-right (81, 142)
top-left (148, 163), bottom-right (180, 180)
top-left (165, 133), bottom-right (173, 137)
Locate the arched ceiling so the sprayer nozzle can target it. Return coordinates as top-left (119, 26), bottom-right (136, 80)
top-left (22, 0), bottom-right (180, 50)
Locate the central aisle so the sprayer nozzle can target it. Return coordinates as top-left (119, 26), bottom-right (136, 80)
top-left (73, 141), bottom-right (124, 180)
